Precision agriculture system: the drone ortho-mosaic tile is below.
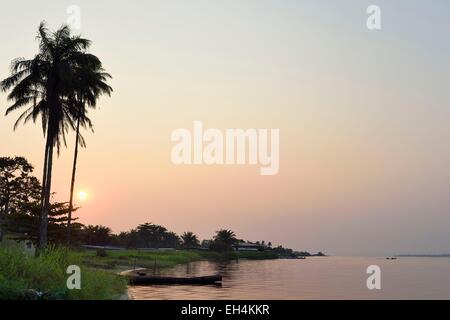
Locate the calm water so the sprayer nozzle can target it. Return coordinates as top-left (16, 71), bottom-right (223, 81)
top-left (128, 257), bottom-right (450, 300)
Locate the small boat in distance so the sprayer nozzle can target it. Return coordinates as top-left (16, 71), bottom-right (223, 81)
top-left (386, 257), bottom-right (398, 260)
top-left (121, 269), bottom-right (222, 285)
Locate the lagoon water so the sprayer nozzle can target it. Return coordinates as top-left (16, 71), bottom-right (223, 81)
top-left (128, 256), bottom-right (450, 300)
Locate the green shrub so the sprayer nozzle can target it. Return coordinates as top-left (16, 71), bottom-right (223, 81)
top-left (96, 248), bottom-right (108, 257)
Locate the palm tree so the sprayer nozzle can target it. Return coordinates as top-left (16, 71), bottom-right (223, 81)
top-left (1, 22), bottom-right (93, 249)
top-left (214, 229), bottom-right (237, 243)
top-left (82, 225), bottom-right (112, 246)
top-left (136, 223), bottom-right (168, 248)
top-left (212, 229), bottom-right (237, 251)
top-left (66, 55), bottom-right (112, 245)
top-left (181, 232), bottom-right (200, 249)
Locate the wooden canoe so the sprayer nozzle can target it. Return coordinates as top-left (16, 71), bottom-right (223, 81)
top-left (121, 270), bottom-right (222, 285)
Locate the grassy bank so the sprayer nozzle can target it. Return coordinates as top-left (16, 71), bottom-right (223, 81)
top-left (81, 249), bottom-right (278, 271)
top-left (0, 246), bottom-right (277, 300)
top-left (0, 246), bottom-right (126, 300)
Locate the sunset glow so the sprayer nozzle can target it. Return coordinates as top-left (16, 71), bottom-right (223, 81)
top-left (77, 191), bottom-right (88, 201)
top-left (1, 0), bottom-right (449, 256)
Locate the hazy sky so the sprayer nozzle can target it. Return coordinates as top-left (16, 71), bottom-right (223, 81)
top-left (1, 1), bottom-right (450, 255)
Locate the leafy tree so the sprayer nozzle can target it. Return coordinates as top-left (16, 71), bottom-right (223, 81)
top-left (111, 223), bottom-right (179, 248)
top-left (113, 229), bottom-right (141, 248)
top-left (162, 231), bottom-right (180, 248)
top-left (6, 200), bottom-right (82, 245)
top-left (180, 231), bottom-right (200, 249)
top-left (0, 157), bottom-right (40, 241)
top-left (0, 157), bottom-right (83, 245)
top-left (272, 245), bottom-right (298, 257)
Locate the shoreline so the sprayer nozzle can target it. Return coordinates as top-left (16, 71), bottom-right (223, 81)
top-left (81, 249), bottom-right (279, 272)
top-left (80, 249), bottom-right (279, 300)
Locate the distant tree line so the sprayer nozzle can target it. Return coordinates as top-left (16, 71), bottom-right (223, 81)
top-left (0, 156), bottom-right (319, 255)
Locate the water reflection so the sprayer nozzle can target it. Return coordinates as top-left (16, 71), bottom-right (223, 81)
top-left (127, 257), bottom-right (450, 300)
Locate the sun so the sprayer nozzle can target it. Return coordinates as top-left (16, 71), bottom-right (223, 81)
top-left (77, 191), bottom-right (88, 201)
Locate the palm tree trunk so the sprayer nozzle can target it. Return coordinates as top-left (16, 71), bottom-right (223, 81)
top-left (40, 139), bottom-right (49, 209)
top-left (67, 113), bottom-right (81, 245)
top-left (39, 132), bottom-right (54, 249)
top-left (37, 137), bottom-right (49, 249)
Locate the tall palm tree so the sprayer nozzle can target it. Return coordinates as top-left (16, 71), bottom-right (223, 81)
top-left (66, 55), bottom-right (112, 245)
top-left (1, 22), bottom-right (93, 249)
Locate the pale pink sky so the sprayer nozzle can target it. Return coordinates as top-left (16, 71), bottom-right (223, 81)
top-left (1, 0), bottom-right (450, 255)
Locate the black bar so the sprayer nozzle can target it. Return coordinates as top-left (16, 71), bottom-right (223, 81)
top-left (1, 300), bottom-right (449, 319)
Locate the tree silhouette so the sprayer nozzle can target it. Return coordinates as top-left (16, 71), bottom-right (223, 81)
top-left (136, 223), bottom-right (168, 248)
top-left (82, 225), bottom-right (112, 246)
top-left (211, 229), bottom-right (237, 251)
top-left (0, 157), bottom-right (40, 241)
top-left (0, 157), bottom-right (81, 245)
top-left (181, 231), bottom-right (200, 249)
top-left (66, 52), bottom-right (112, 245)
top-left (1, 22), bottom-right (96, 249)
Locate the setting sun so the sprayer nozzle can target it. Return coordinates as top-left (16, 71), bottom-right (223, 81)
top-left (77, 191), bottom-right (88, 201)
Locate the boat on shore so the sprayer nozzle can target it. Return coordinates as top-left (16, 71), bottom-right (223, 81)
top-left (120, 269), bottom-right (222, 285)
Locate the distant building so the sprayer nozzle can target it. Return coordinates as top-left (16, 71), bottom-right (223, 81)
top-left (200, 240), bottom-right (212, 250)
top-left (81, 245), bottom-right (125, 251)
top-left (233, 241), bottom-right (260, 251)
top-left (0, 233), bottom-right (35, 255)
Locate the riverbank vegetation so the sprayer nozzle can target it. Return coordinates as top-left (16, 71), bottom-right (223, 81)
top-left (0, 245), bottom-right (126, 300)
top-left (81, 248), bottom-right (279, 271)
top-left (0, 242), bottom-right (278, 300)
